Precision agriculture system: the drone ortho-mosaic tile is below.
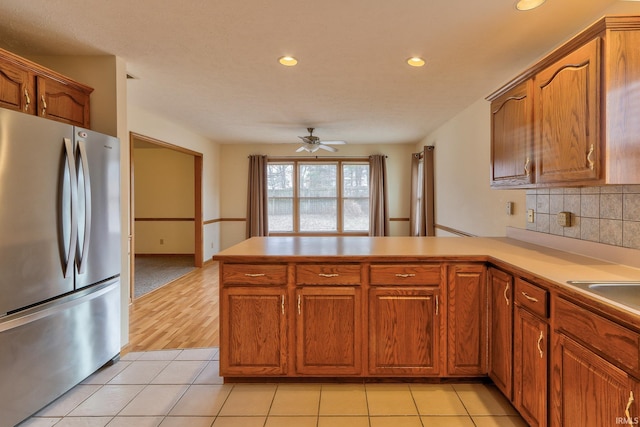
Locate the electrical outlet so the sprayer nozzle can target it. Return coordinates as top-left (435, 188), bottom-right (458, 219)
top-left (557, 211), bottom-right (572, 227)
top-left (527, 209), bottom-right (535, 223)
top-left (506, 201), bottom-right (514, 216)
top-left (160, 239), bottom-right (164, 245)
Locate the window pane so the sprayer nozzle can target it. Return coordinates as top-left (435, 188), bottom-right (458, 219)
top-left (267, 163), bottom-right (293, 197)
top-left (267, 163), bottom-right (294, 232)
top-left (343, 198), bottom-right (369, 231)
top-left (300, 198), bottom-right (337, 231)
top-left (343, 163), bottom-right (369, 232)
top-left (343, 164), bottom-right (369, 197)
top-left (299, 164), bottom-right (337, 197)
top-left (299, 164), bottom-right (337, 232)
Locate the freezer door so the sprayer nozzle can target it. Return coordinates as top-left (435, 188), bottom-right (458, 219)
top-left (74, 127), bottom-right (121, 289)
top-left (0, 109), bottom-right (76, 315)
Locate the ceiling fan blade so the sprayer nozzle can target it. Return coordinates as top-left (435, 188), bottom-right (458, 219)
top-left (321, 140), bottom-right (347, 145)
top-left (296, 146), bottom-right (307, 152)
top-left (318, 144), bottom-right (338, 152)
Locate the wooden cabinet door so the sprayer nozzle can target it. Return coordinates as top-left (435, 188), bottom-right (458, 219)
top-left (490, 80), bottom-right (534, 187)
top-left (447, 264), bottom-right (486, 376)
top-left (295, 286), bottom-right (361, 375)
top-left (0, 61), bottom-right (33, 114)
top-left (36, 75), bottom-right (91, 127)
top-left (535, 38), bottom-right (601, 184)
top-left (514, 307), bottom-right (548, 427)
top-left (551, 333), bottom-right (638, 427)
top-left (221, 287), bottom-right (287, 376)
top-left (488, 267), bottom-right (513, 399)
top-left (369, 287), bottom-right (441, 376)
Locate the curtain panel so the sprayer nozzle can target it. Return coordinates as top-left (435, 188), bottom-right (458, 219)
top-left (246, 154), bottom-right (268, 238)
top-left (369, 154), bottom-right (389, 236)
top-left (409, 146), bottom-right (435, 236)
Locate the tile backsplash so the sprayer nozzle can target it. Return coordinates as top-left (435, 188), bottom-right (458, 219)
top-left (525, 186), bottom-right (640, 250)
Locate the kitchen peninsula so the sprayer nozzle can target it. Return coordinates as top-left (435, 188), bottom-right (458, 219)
top-left (214, 235), bottom-right (640, 426)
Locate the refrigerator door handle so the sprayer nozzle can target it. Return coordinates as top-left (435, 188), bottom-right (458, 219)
top-left (63, 138), bottom-right (78, 278)
top-left (76, 140), bottom-right (92, 274)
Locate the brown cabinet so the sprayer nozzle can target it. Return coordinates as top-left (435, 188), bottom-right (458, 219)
top-left (369, 287), bottom-right (441, 376)
top-left (0, 59), bottom-right (33, 113)
top-left (551, 333), bottom-right (639, 427)
top-left (295, 286), bottom-right (362, 375)
top-left (36, 75), bottom-right (91, 127)
top-left (220, 286), bottom-right (288, 376)
top-left (488, 267), bottom-right (513, 399)
top-left (446, 264), bottom-right (487, 376)
top-left (535, 38), bottom-right (601, 185)
top-left (368, 263), bottom-right (444, 376)
top-left (490, 81), bottom-right (534, 188)
top-left (514, 278), bottom-right (550, 427)
top-left (487, 16), bottom-right (640, 187)
top-left (552, 296), bottom-right (640, 426)
top-left (0, 48), bottom-right (92, 128)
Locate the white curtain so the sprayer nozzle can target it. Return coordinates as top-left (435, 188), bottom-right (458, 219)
top-left (410, 146), bottom-right (435, 236)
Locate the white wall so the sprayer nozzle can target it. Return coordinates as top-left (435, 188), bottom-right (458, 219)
top-left (420, 98), bottom-right (526, 237)
top-left (128, 105), bottom-right (222, 260)
top-left (219, 142), bottom-right (416, 249)
top-left (134, 147), bottom-right (195, 254)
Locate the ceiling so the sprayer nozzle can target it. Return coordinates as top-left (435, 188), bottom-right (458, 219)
top-left (1, 0), bottom-right (639, 146)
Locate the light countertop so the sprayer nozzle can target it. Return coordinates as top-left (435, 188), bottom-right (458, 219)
top-left (213, 236), bottom-right (640, 317)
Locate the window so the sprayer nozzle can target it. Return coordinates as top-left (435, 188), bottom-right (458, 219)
top-left (267, 159), bottom-right (370, 234)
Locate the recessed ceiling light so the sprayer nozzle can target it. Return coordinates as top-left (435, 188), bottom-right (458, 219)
top-left (278, 56), bottom-right (298, 66)
top-left (515, 0), bottom-right (546, 11)
top-left (407, 57), bottom-right (425, 67)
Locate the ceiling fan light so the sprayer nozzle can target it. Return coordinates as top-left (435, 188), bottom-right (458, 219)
top-left (407, 57), bottom-right (425, 67)
top-left (278, 56), bottom-right (298, 66)
top-left (515, 0), bottom-right (546, 11)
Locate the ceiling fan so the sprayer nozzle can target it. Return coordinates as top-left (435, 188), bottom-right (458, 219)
top-left (296, 128), bottom-right (346, 153)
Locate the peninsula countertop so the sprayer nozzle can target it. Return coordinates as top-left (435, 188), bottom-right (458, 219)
top-left (213, 236), bottom-right (640, 318)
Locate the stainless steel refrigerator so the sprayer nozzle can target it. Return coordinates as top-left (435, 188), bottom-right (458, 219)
top-left (0, 108), bottom-right (121, 427)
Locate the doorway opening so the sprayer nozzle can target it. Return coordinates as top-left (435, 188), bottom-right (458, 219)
top-left (129, 132), bottom-right (203, 300)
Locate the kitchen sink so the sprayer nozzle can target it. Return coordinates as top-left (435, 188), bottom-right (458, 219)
top-left (566, 281), bottom-right (640, 311)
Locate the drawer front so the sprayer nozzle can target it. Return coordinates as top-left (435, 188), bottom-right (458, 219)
top-left (296, 264), bottom-right (361, 285)
top-left (370, 264), bottom-right (441, 286)
top-left (555, 297), bottom-right (640, 375)
top-left (515, 278), bottom-right (549, 318)
top-left (222, 264), bottom-right (287, 285)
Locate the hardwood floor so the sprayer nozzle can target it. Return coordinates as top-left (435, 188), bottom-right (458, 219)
top-left (125, 260), bottom-right (219, 354)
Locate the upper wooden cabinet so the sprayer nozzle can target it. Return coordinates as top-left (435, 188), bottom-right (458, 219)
top-left (488, 16), bottom-right (640, 187)
top-left (535, 38), bottom-right (600, 184)
top-left (0, 48), bottom-right (93, 128)
top-left (490, 81), bottom-right (534, 187)
top-left (0, 59), bottom-right (33, 113)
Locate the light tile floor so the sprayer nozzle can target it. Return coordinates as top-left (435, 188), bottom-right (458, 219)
top-left (20, 347), bottom-right (528, 427)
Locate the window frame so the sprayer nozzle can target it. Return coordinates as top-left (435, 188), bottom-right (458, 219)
top-left (267, 157), bottom-right (370, 236)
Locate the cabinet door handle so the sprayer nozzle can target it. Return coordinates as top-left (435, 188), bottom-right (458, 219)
top-left (297, 294), bottom-right (301, 315)
top-left (587, 144), bottom-right (595, 170)
top-left (524, 157), bottom-right (531, 177)
top-left (281, 295), bottom-right (285, 315)
top-left (395, 273), bottom-right (416, 278)
top-left (504, 282), bottom-right (510, 306)
top-left (24, 88), bottom-right (31, 111)
top-left (625, 391), bottom-right (635, 423)
top-left (537, 331), bottom-right (544, 358)
top-left (318, 273), bottom-right (339, 278)
top-left (435, 295), bottom-right (439, 316)
top-left (41, 95), bottom-right (47, 116)
top-left (244, 273), bottom-right (266, 277)
top-left (521, 292), bottom-right (539, 303)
